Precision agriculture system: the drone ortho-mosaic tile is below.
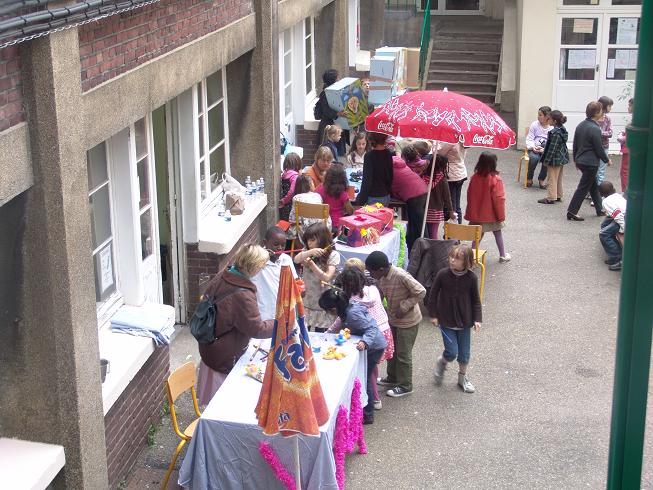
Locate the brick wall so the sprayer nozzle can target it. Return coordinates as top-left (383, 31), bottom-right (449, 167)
top-left (78, 0), bottom-right (254, 91)
top-left (295, 125), bottom-right (319, 166)
top-left (0, 46), bottom-right (24, 132)
top-left (104, 345), bottom-right (170, 489)
top-left (185, 217), bottom-right (262, 320)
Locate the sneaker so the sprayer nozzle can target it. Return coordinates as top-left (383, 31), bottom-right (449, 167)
top-left (609, 261), bottom-right (623, 271)
top-left (499, 253), bottom-right (511, 263)
top-left (434, 357), bottom-right (447, 386)
top-left (377, 377), bottom-right (395, 387)
top-left (363, 414), bottom-right (374, 425)
top-left (458, 373), bottom-right (475, 393)
top-left (386, 386), bottom-right (413, 397)
top-left (373, 400), bottom-right (382, 410)
top-left (604, 258), bottom-right (620, 265)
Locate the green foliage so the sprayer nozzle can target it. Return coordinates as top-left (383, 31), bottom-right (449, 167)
top-left (146, 423), bottom-right (157, 447)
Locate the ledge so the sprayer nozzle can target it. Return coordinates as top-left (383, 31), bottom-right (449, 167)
top-left (198, 194), bottom-right (267, 255)
top-left (0, 123), bottom-right (32, 205)
top-left (0, 438), bottom-right (65, 489)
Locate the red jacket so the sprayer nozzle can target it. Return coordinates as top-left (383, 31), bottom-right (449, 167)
top-left (464, 172), bottom-right (506, 223)
top-left (390, 156), bottom-right (427, 201)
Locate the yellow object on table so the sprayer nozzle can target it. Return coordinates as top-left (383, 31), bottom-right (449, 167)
top-left (322, 345), bottom-right (347, 360)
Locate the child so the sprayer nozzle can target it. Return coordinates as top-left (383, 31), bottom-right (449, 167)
top-left (617, 98), bottom-right (633, 192)
top-left (365, 251), bottom-right (426, 398)
top-left (598, 181), bottom-right (627, 271)
top-left (279, 153), bottom-right (302, 222)
top-left (355, 132), bottom-right (394, 207)
top-left (315, 165), bottom-right (353, 229)
top-left (347, 132), bottom-right (368, 170)
top-left (390, 149), bottom-right (428, 252)
top-left (413, 140), bottom-right (433, 171)
top-left (422, 154), bottom-right (455, 239)
top-left (399, 143), bottom-right (427, 176)
top-left (322, 124), bottom-right (343, 162)
top-left (294, 223), bottom-right (340, 331)
top-left (304, 146), bottom-right (333, 191)
top-left (251, 226), bottom-right (298, 321)
top-left (464, 152), bottom-right (510, 263)
top-left (288, 175), bottom-right (332, 243)
top-left (597, 96), bottom-right (614, 186)
top-left (525, 106), bottom-right (552, 188)
top-left (438, 141), bottom-right (467, 224)
top-left (319, 285), bottom-right (387, 424)
top-left (537, 110), bottom-right (569, 205)
top-left (428, 244), bottom-right (482, 393)
top-left (332, 261), bottom-right (394, 410)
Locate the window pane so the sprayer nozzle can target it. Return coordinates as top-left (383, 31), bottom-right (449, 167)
top-left (563, 0), bottom-right (595, 5)
top-left (196, 83), bottom-right (203, 114)
top-left (206, 70), bottom-right (223, 107)
top-left (305, 35), bottom-right (312, 65)
top-left (87, 142), bottom-right (108, 190)
top-left (93, 242), bottom-right (116, 303)
top-left (134, 118), bottom-right (148, 160)
top-left (559, 48), bottom-right (596, 80)
top-left (199, 160), bottom-right (207, 201)
top-left (198, 115), bottom-right (205, 158)
top-left (611, 0), bottom-right (641, 5)
top-left (140, 209), bottom-right (153, 260)
top-left (209, 145), bottom-right (225, 192)
top-left (137, 156), bottom-right (150, 210)
top-left (89, 184), bottom-right (112, 249)
top-left (284, 52), bottom-right (292, 84)
top-left (305, 18), bottom-right (311, 37)
top-left (208, 102), bottom-right (225, 148)
top-left (306, 66), bottom-right (312, 96)
top-left (446, 0), bottom-right (479, 9)
top-left (607, 48), bottom-right (638, 80)
top-left (283, 29), bottom-right (292, 50)
top-left (609, 17), bottom-right (640, 45)
top-left (561, 18), bottom-right (598, 45)
top-left (285, 84), bottom-right (292, 116)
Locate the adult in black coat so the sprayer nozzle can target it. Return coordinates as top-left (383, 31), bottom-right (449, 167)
top-left (314, 69), bottom-right (347, 155)
top-left (567, 101), bottom-right (610, 221)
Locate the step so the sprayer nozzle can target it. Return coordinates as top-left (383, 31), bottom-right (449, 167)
top-left (432, 32), bottom-right (503, 42)
top-left (430, 49), bottom-right (500, 63)
top-left (432, 39), bottom-right (501, 53)
top-left (430, 59), bottom-right (500, 71)
top-left (426, 81), bottom-right (497, 93)
top-left (428, 69), bottom-right (498, 82)
top-left (424, 86), bottom-right (496, 103)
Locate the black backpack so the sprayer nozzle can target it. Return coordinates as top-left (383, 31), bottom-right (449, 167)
top-left (313, 96), bottom-right (324, 120)
top-left (190, 288), bottom-right (246, 344)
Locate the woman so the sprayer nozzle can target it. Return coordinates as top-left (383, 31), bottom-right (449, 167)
top-left (567, 101), bottom-right (610, 221)
top-left (314, 69), bottom-right (346, 154)
top-left (304, 146), bottom-right (333, 191)
top-left (537, 110), bottom-right (569, 205)
top-left (438, 141), bottom-right (467, 224)
top-left (525, 106), bottom-right (552, 188)
top-left (197, 244), bottom-right (274, 404)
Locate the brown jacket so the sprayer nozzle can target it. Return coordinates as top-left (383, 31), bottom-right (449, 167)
top-left (198, 269), bottom-right (274, 374)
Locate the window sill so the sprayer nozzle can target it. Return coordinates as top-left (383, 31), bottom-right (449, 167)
top-left (304, 95), bottom-right (319, 131)
top-left (0, 438), bottom-right (65, 489)
top-left (198, 193), bottom-right (268, 255)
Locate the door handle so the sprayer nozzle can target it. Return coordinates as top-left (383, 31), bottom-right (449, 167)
top-left (596, 64), bottom-right (599, 72)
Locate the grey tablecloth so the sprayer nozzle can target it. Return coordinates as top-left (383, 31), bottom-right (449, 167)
top-left (178, 333), bottom-right (367, 490)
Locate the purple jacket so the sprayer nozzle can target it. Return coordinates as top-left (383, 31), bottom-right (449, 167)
top-left (391, 156), bottom-right (428, 202)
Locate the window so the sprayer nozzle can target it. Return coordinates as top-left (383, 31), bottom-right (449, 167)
top-left (304, 18), bottom-right (315, 96)
top-left (87, 142), bottom-right (119, 312)
top-left (282, 28), bottom-right (293, 118)
top-left (196, 69), bottom-right (229, 206)
top-left (134, 117), bottom-right (155, 261)
top-left (606, 17), bottom-right (639, 80)
top-left (559, 18), bottom-right (598, 80)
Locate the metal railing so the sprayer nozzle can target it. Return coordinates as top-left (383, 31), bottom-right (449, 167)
top-left (384, 0), bottom-right (417, 12)
top-left (418, 0), bottom-right (431, 86)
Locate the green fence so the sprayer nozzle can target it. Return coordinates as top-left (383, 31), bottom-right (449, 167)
top-left (418, 0), bottom-right (431, 86)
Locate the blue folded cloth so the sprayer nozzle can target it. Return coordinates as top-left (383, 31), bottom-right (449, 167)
top-left (110, 303), bottom-right (175, 345)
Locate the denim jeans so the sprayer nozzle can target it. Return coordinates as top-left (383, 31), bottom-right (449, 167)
top-left (440, 326), bottom-right (471, 365)
top-left (447, 179), bottom-right (465, 224)
top-left (367, 195), bottom-right (390, 207)
top-left (364, 348), bottom-right (384, 418)
top-left (596, 160), bottom-right (608, 185)
top-left (527, 150), bottom-right (548, 182)
top-left (600, 218), bottom-right (622, 261)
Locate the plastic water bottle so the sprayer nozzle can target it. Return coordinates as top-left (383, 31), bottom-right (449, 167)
top-left (245, 175), bottom-right (251, 187)
top-left (224, 210), bottom-right (232, 222)
top-left (259, 178), bottom-right (265, 194)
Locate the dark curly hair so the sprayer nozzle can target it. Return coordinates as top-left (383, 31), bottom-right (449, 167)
top-left (323, 165), bottom-right (348, 198)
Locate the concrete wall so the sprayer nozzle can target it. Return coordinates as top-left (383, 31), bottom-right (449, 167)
top-left (499, 0), bottom-right (517, 112)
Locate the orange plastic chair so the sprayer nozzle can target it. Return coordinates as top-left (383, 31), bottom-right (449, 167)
top-left (517, 127), bottom-right (530, 188)
top-left (160, 362), bottom-right (202, 490)
top-left (290, 201), bottom-right (330, 254)
top-left (443, 223), bottom-right (487, 301)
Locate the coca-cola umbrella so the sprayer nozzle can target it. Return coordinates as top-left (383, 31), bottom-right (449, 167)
top-left (364, 89), bottom-right (516, 236)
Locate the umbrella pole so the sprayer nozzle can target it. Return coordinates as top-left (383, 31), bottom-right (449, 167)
top-left (293, 436), bottom-right (301, 490)
top-left (420, 145), bottom-right (439, 238)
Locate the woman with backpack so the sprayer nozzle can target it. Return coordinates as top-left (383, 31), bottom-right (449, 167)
top-left (195, 244), bottom-right (275, 404)
top-left (314, 69), bottom-right (347, 154)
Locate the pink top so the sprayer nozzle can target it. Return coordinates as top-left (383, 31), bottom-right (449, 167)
top-left (316, 185), bottom-right (349, 227)
top-left (280, 169), bottom-right (300, 206)
top-left (328, 284), bottom-right (390, 333)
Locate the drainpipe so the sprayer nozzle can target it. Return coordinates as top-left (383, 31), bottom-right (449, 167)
top-left (606, 1), bottom-right (653, 488)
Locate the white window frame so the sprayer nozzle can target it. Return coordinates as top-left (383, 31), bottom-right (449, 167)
top-left (133, 116), bottom-right (157, 263)
top-left (304, 17), bottom-right (315, 98)
top-left (557, 0), bottom-right (642, 9)
top-left (194, 68), bottom-right (231, 214)
top-left (281, 28), bottom-right (294, 122)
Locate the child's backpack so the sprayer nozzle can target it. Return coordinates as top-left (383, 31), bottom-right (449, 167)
top-left (313, 97), bottom-right (323, 120)
top-left (190, 288), bottom-right (246, 344)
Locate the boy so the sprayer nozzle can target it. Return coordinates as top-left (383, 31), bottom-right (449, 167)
top-left (598, 181), bottom-right (626, 271)
top-left (251, 226), bottom-right (297, 320)
top-left (365, 251), bottom-right (426, 397)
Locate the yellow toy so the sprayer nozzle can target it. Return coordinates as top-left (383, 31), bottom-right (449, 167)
top-left (322, 345), bottom-right (347, 360)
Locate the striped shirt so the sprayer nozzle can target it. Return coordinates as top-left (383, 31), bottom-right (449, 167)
top-left (377, 266), bottom-right (426, 328)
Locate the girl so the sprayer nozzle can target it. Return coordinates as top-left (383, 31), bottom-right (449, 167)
top-left (305, 146), bottom-right (333, 191)
top-left (316, 165), bottom-right (353, 229)
top-left (617, 97), bottom-right (633, 192)
top-left (525, 106), bottom-right (552, 188)
top-left (422, 154), bottom-right (454, 239)
top-left (537, 110), bottom-right (569, 205)
top-left (428, 244), bottom-right (482, 394)
top-left (322, 124), bottom-right (343, 162)
top-left (464, 152), bottom-right (510, 262)
top-left (346, 132), bottom-right (368, 170)
top-left (438, 141), bottom-right (467, 224)
top-left (294, 223), bottom-right (340, 331)
top-left (288, 175), bottom-right (332, 243)
top-left (413, 140), bottom-right (433, 173)
top-left (355, 131), bottom-right (394, 207)
top-left (596, 96), bottom-right (614, 186)
top-left (279, 152), bottom-right (302, 221)
top-left (319, 282), bottom-right (387, 424)
top-left (399, 144), bottom-right (427, 176)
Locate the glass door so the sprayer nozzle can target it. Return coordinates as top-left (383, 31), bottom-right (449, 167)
top-left (426, 0), bottom-right (485, 14)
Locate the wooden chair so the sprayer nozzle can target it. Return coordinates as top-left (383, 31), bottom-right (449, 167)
top-left (517, 127), bottom-right (530, 188)
top-left (160, 362), bottom-right (202, 490)
top-left (290, 201), bottom-right (330, 254)
top-left (443, 223), bottom-right (487, 301)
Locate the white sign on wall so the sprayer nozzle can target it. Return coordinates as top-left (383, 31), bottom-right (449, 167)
top-left (568, 49), bottom-right (596, 69)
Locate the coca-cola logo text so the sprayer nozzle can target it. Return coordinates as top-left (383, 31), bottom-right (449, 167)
top-left (472, 134), bottom-right (494, 145)
top-left (377, 121), bottom-right (395, 133)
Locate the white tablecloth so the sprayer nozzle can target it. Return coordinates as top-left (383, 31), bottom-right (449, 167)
top-left (336, 227), bottom-right (402, 267)
top-left (178, 333), bottom-right (367, 490)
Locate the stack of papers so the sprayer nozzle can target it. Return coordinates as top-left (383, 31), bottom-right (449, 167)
top-left (110, 303), bottom-right (175, 345)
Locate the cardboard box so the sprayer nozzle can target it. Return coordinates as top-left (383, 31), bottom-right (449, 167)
top-left (376, 47), bottom-right (405, 90)
top-left (325, 77), bottom-right (369, 130)
top-left (369, 55), bottom-right (397, 106)
top-left (340, 214), bottom-right (383, 247)
top-left (404, 47), bottom-right (420, 89)
top-left (355, 205), bottom-right (394, 234)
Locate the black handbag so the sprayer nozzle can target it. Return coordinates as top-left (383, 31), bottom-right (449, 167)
top-left (190, 288), bottom-right (246, 344)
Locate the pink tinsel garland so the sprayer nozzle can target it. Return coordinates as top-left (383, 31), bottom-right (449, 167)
top-left (259, 441), bottom-right (296, 490)
top-left (333, 406), bottom-right (349, 490)
top-left (349, 377), bottom-right (367, 454)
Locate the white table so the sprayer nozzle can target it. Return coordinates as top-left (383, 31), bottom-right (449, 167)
top-left (0, 438), bottom-right (65, 490)
top-left (178, 333), bottom-right (367, 490)
top-left (336, 227), bottom-right (403, 267)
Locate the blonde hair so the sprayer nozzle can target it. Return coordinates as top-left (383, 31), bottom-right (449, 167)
top-left (345, 257), bottom-right (366, 272)
top-left (323, 124), bottom-right (342, 143)
top-left (234, 243), bottom-right (269, 277)
top-left (314, 146), bottom-right (334, 162)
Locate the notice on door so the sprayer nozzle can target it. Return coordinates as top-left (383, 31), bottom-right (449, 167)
top-left (100, 246), bottom-right (114, 293)
top-left (615, 49), bottom-right (637, 70)
top-left (616, 18), bottom-right (638, 45)
top-left (573, 19), bottom-right (595, 34)
top-left (568, 49), bottom-right (596, 69)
